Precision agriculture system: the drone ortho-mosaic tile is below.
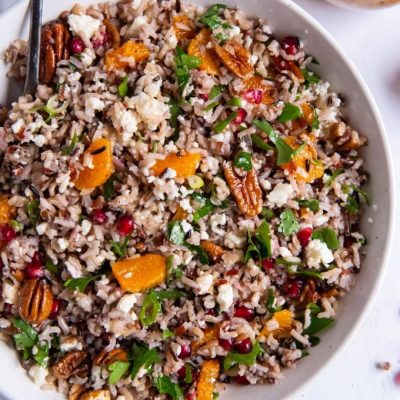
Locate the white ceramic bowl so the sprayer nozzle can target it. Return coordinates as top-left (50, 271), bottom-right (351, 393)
top-left (0, 1), bottom-right (394, 399)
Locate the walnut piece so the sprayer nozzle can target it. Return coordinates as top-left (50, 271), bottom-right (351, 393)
top-left (52, 350), bottom-right (89, 379)
top-left (223, 161), bottom-right (263, 217)
top-left (17, 279), bottom-right (53, 325)
top-left (330, 122), bottom-right (367, 151)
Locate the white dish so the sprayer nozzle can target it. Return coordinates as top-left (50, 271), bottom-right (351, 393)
top-left (0, 0), bottom-right (394, 399)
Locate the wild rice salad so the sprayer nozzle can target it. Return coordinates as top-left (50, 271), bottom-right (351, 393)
top-left (0, 1), bottom-right (369, 399)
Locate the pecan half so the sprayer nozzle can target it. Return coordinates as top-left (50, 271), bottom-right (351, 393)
top-left (40, 22), bottom-right (70, 84)
top-left (201, 240), bottom-right (225, 262)
top-left (93, 348), bottom-right (128, 367)
top-left (103, 19), bottom-right (121, 49)
top-left (296, 279), bottom-right (320, 310)
top-left (68, 384), bottom-right (86, 400)
top-left (80, 390), bottom-right (111, 400)
top-left (17, 279), bottom-right (53, 325)
top-left (223, 161), bottom-right (263, 217)
top-left (215, 40), bottom-right (254, 79)
top-left (52, 350), bottom-right (90, 379)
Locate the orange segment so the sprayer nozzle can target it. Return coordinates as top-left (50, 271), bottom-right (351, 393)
top-left (74, 138), bottom-right (114, 190)
top-left (259, 309), bottom-right (293, 338)
top-left (0, 195), bottom-right (15, 225)
top-left (281, 136), bottom-right (324, 183)
top-left (173, 15), bottom-right (197, 41)
top-left (192, 324), bottom-right (220, 352)
top-left (112, 254), bottom-right (167, 293)
top-left (197, 359), bottom-right (220, 400)
top-left (188, 29), bottom-right (220, 75)
top-left (243, 75), bottom-right (275, 105)
top-left (151, 153), bottom-right (202, 179)
top-left (105, 40), bottom-right (150, 72)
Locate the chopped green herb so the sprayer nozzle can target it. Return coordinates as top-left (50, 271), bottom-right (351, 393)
top-left (275, 258), bottom-right (302, 266)
top-left (297, 198), bottom-right (320, 212)
top-left (251, 134), bottom-right (273, 151)
top-left (226, 96), bottom-right (241, 107)
top-left (168, 98), bottom-right (182, 141)
top-left (278, 209), bottom-right (300, 236)
top-left (233, 151), bottom-right (252, 171)
top-left (12, 318), bottom-right (38, 361)
top-left (291, 142), bottom-right (307, 157)
top-left (167, 221), bottom-right (186, 245)
top-left (190, 192), bottom-right (208, 203)
top-left (209, 85), bottom-right (225, 100)
top-left (162, 329), bottom-right (174, 339)
top-left (140, 290), bottom-right (161, 326)
top-left (244, 230), bottom-right (261, 264)
top-left (255, 220), bottom-right (272, 259)
top-left (266, 288), bottom-right (281, 313)
top-left (30, 95), bottom-right (69, 123)
top-left (131, 343), bottom-right (160, 380)
top-left (174, 47), bottom-right (202, 96)
top-left (34, 341), bottom-right (49, 367)
top-left (312, 227), bottom-right (340, 250)
top-left (193, 199), bottom-right (215, 223)
top-left (205, 101), bottom-right (220, 112)
top-left (64, 264), bottom-right (110, 293)
top-left (344, 196), bottom-right (359, 214)
top-left (26, 199), bottom-right (40, 227)
top-left (311, 109), bottom-right (319, 129)
top-left (350, 184), bottom-right (370, 205)
top-left (307, 303), bottom-right (322, 315)
top-left (156, 289), bottom-right (186, 300)
top-left (278, 103), bottom-right (303, 123)
top-left (214, 111), bottom-right (238, 133)
top-left (185, 364), bottom-right (193, 384)
top-left (309, 336), bottom-right (321, 346)
top-left (199, 4), bottom-right (230, 30)
top-left (223, 341), bottom-right (262, 370)
top-left (155, 375), bottom-right (183, 400)
top-left (287, 267), bottom-right (323, 280)
top-left (10, 220), bottom-right (23, 232)
top-left (301, 68), bottom-right (321, 85)
top-left (184, 242), bottom-right (209, 264)
top-left (45, 258), bottom-right (59, 274)
top-left (252, 119), bottom-right (294, 165)
top-left (108, 360), bottom-right (130, 385)
top-left (103, 173), bottom-right (120, 200)
top-left (303, 316), bottom-right (334, 335)
top-left (261, 207), bottom-right (274, 220)
top-left (324, 169), bottom-right (344, 187)
top-left (110, 236), bottom-right (130, 258)
top-left (117, 76), bottom-right (129, 98)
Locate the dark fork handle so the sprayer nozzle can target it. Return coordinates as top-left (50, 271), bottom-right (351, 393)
top-left (24, 0), bottom-right (43, 95)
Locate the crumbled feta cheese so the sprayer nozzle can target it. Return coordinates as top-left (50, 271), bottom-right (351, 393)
top-left (57, 238), bottom-right (69, 251)
top-left (196, 274), bottom-right (213, 295)
top-left (81, 219), bottom-right (92, 236)
top-left (217, 284), bottom-right (234, 311)
top-left (181, 220), bottom-right (192, 234)
top-left (128, 15), bottom-right (147, 35)
top-left (68, 14), bottom-right (101, 39)
top-left (321, 267), bottom-right (341, 284)
top-left (33, 134), bottom-right (46, 147)
top-left (85, 96), bottom-right (105, 118)
top-left (279, 247), bottom-right (301, 263)
top-left (267, 183), bottom-right (293, 207)
top-left (117, 294), bottom-right (138, 313)
top-left (133, 92), bottom-right (169, 130)
top-left (305, 239), bottom-right (334, 268)
top-left (11, 118), bottom-right (24, 134)
top-left (36, 222), bottom-right (48, 235)
top-left (28, 365), bottom-right (48, 386)
top-left (80, 47), bottom-right (96, 67)
top-left (60, 336), bottom-right (83, 352)
top-left (3, 282), bottom-right (18, 304)
top-left (120, 110), bottom-right (138, 134)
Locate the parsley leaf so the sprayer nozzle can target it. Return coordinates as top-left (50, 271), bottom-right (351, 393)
top-left (324, 169), bottom-right (344, 187)
top-left (184, 242), bottom-right (209, 264)
top-left (61, 132), bottom-right (80, 156)
top-left (350, 184), bottom-right (370, 205)
top-left (244, 220), bottom-right (272, 264)
top-left (117, 76), bottom-right (129, 98)
top-left (12, 318), bottom-right (38, 361)
top-left (209, 85), bottom-right (225, 100)
top-left (26, 199), bottom-right (40, 227)
top-left (297, 198), bottom-right (320, 212)
top-left (193, 199), bottom-right (215, 223)
top-left (252, 119), bottom-right (294, 165)
top-left (167, 220), bottom-right (186, 245)
top-left (131, 343), bottom-right (160, 380)
top-left (303, 316), bottom-right (334, 335)
top-left (33, 341), bottom-right (49, 367)
top-left (156, 289), bottom-right (186, 300)
top-left (344, 196), bottom-right (358, 214)
top-left (155, 375), bottom-right (183, 400)
top-left (174, 47), bottom-right (202, 97)
top-left (278, 209), bottom-right (300, 236)
top-left (110, 236), bottom-right (130, 258)
top-left (301, 68), bottom-right (321, 85)
top-left (64, 264), bottom-right (110, 293)
top-left (312, 227), bottom-right (340, 250)
top-left (266, 288), bottom-right (281, 313)
top-left (168, 98), bottom-right (182, 141)
top-left (233, 151), bottom-right (252, 171)
top-left (287, 267), bottom-right (323, 280)
top-left (278, 103), bottom-right (303, 123)
top-left (103, 173), bottom-right (121, 200)
top-left (251, 134), bottom-right (273, 151)
top-left (223, 341), bottom-right (262, 370)
top-left (108, 360), bottom-right (130, 385)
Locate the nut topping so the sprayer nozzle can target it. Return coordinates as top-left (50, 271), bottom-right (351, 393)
top-left (80, 390), bottom-right (111, 400)
top-left (103, 19), bottom-right (121, 49)
top-left (40, 22), bottom-right (70, 84)
top-left (223, 161), bottom-right (263, 217)
top-left (52, 350), bottom-right (90, 379)
top-left (17, 279), bottom-right (53, 325)
top-left (201, 240), bottom-right (225, 262)
top-left (68, 384), bottom-right (86, 400)
top-left (93, 348), bottom-right (128, 367)
top-left (330, 122), bottom-right (367, 151)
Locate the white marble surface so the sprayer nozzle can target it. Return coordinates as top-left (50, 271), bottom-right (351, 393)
top-left (1, 1), bottom-right (400, 399)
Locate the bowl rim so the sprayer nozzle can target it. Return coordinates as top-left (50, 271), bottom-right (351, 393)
top-left (0, 0), bottom-right (395, 399)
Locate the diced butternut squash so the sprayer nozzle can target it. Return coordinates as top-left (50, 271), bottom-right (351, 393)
top-left (197, 359), bottom-right (220, 400)
top-left (151, 152), bottom-right (201, 179)
top-left (173, 15), bottom-right (197, 41)
top-left (112, 254), bottom-right (167, 293)
top-left (242, 75), bottom-right (275, 105)
top-left (74, 138), bottom-right (114, 190)
top-left (0, 195), bottom-right (15, 225)
top-left (188, 29), bottom-right (220, 75)
top-left (192, 324), bottom-right (220, 352)
top-left (281, 136), bottom-right (324, 183)
top-left (259, 309), bottom-right (293, 338)
top-left (105, 40), bottom-right (150, 72)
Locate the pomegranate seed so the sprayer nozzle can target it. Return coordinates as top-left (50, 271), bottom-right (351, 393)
top-left (199, 93), bottom-right (209, 101)
top-left (177, 365), bottom-right (198, 382)
top-left (177, 366), bottom-right (186, 380)
top-left (219, 338), bottom-right (233, 351)
top-left (178, 344), bottom-right (191, 359)
top-left (32, 251), bottom-right (42, 264)
top-left (235, 338), bottom-right (252, 354)
top-left (284, 279), bottom-right (303, 299)
top-left (281, 36), bottom-right (300, 55)
top-left (116, 215), bottom-right (134, 236)
top-left (297, 227), bottom-right (313, 247)
top-left (26, 261), bottom-right (44, 280)
top-left (92, 209), bottom-right (108, 225)
top-left (70, 37), bottom-right (85, 54)
top-left (233, 108), bottom-right (247, 124)
top-left (50, 298), bottom-right (60, 319)
top-left (243, 89), bottom-right (263, 104)
top-left (0, 225), bottom-right (16, 243)
top-left (234, 306), bottom-right (255, 321)
top-left (262, 258), bottom-right (275, 270)
top-left (205, 309), bottom-right (215, 316)
top-left (92, 31), bottom-right (108, 49)
top-left (226, 268), bottom-right (238, 276)
top-left (185, 392), bottom-right (196, 400)
top-left (235, 375), bottom-right (250, 385)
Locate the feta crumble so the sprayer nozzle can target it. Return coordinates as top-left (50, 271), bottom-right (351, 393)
top-left (305, 239), bottom-right (334, 269)
top-left (267, 183), bottom-right (293, 207)
top-left (68, 14), bottom-right (101, 39)
top-left (217, 283), bottom-right (234, 311)
top-left (196, 274), bottom-right (213, 295)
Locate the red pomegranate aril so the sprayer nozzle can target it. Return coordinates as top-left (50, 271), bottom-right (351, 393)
top-left (26, 261), bottom-right (44, 280)
top-left (92, 31), bottom-right (108, 49)
top-left (235, 375), bottom-right (250, 385)
top-left (243, 89), bottom-right (263, 104)
top-left (235, 338), bottom-right (252, 354)
top-left (284, 279), bottom-right (303, 299)
top-left (0, 225), bottom-right (16, 243)
top-left (297, 227), bottom-right (313, 247)
top-left (178, 344), bottom-right (191, 359)
top-left (281, 36), bottom-right (300, 55)
top-left (116, 215), bottom-right (134, 236)
top-left (3, 303), bottom-right (12, 314)
top-left (226, 268), bottom-right (238, 276)
top-left (205, 308), bottom-right (215, 316)
top-left (92, 209), bottom-right (108, 225)
top-left (234, 306), bottom-right (255, 321)
top-left (70, 37), bottom-right (85, 54)
top-left (50, 298), bottom-right (60, 319)
top-left (262, 258), bottom-right (275, 270)
top-left (177, 366), bottom-right (186, 380)
top-left (199, 93), bottom-right (209, 101)
top-left (219, 338), bottom-right (233, 351)
top-left (185, 392), bottom-right (196, 400)
top-left (233, 108), bottom-right (247, 124)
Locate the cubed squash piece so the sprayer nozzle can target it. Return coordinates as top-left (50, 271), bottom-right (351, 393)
top-left (192, 324), bottom-right (220, 352)
top-left (188, 29), bottom-right (220, 75)
top-left (151, 152), bottom-right (201, 179)
top-left (112, 254), bottom-right (167, 293)
top-left (259, 309), bottom-right (293, 338)
top-left (0, 195), bottom-right (15, 225)
top-left (105, 40), bottom-right (150, 72)
top-left (197, 359), bottom-right (220, 400)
